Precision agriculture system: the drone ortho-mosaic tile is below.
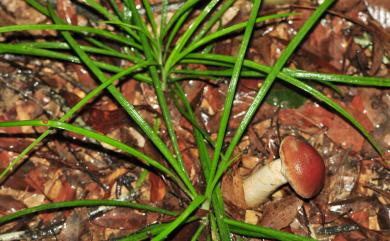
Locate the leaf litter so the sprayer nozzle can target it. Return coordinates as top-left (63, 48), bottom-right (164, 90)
top-left (0, 0), bottom-right (389, 240)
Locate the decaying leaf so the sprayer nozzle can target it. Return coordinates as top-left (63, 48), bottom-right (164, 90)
top-left (259, 195), bottom-right (304, 229)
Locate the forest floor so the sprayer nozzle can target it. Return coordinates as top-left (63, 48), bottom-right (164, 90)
top-left (0, 0), bottom-right (389, 240)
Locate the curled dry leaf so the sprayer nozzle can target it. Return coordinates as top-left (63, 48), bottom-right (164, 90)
top-left (259, 195), bottom-right (304, 229)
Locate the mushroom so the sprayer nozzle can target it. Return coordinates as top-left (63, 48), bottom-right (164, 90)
top-left (222, 135), bottom-right (325, 208)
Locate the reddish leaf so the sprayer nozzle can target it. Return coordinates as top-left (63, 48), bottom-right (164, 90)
top-left (86, 108), bottom-right (129, 134)
top-left (24, 167), bottom-right (46, 194)
top-left (70, 65), bottom-right (98, 89)
top-left (149, 172), bottom-right (166, 202)
top-left (182, 78), bottom-right (205, 104)
top-left (92, 207), bottom-right (146, 230)
top-left (60, 89), bottom-right (82, 107)
top-left (350, 210), bottom-right (370, 229)
top-left (278, 108), bottom-right (321, 134)
top-left (279, 101), bottom-right (373, 153)
top-left (333, 234), bottom-right (348, 241)
top-left (121, 79), bottom-right (139, 104)
top-left (0, 150), bottom-right (17, 170)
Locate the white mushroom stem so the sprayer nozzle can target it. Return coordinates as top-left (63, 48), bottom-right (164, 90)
top-left (243, 158), bottom-right (287, 208)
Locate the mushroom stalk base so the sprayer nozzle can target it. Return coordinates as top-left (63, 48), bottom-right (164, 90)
top-left (243, 158), bottom-right (287, 208)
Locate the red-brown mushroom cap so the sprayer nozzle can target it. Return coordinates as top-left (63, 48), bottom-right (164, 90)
top-left (279, 135), bottom-right (325, 198)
